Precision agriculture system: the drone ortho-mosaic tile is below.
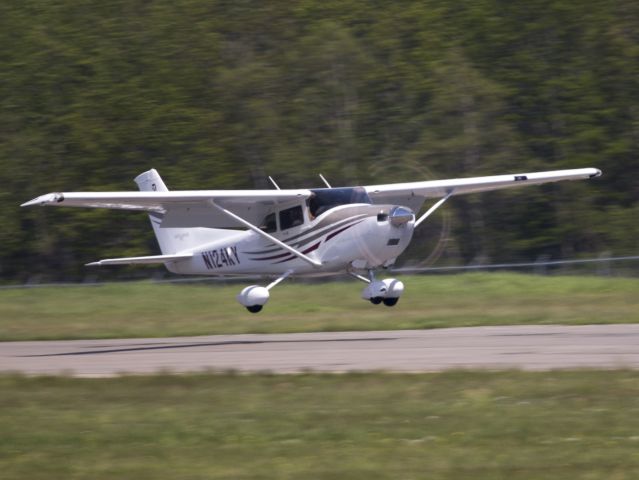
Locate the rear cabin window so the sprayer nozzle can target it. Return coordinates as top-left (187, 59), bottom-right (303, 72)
top-left (308, 187), bottom-right (371, 218)
top-left (260, 212), bottom-right (277, 233)
top-left (279, 206), bottom-right (304, 230)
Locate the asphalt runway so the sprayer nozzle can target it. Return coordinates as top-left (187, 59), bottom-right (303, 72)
top-left (2, 324), bottom-right (639, 377)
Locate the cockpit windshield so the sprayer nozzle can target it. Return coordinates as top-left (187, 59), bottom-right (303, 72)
top-left (308, 187), bottom-right (371, 218)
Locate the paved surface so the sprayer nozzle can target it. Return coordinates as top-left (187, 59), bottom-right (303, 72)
top-left (2, 325), bottom-right (639, 377)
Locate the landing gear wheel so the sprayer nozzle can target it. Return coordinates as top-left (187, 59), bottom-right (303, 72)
top-left (370, 297), bottom-right (383, 305)
top-left (246, 305), bottom-right (263, 313)
top-left (383, 297), bottom-right (398, 307)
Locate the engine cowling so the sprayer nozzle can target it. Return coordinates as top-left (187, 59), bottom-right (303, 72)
top-left (237, 285), bottom-right (270, 313)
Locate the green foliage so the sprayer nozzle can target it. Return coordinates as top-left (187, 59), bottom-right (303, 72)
top-left (1, 0), bottom-right (637, 280)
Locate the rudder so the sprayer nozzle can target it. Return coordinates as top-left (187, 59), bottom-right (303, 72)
top-left (135, 168), bottom-right (168, 193)
top-left (133, 169), bottom-right (240, 258)
top-left (134, 169), bottom-right (182, 254)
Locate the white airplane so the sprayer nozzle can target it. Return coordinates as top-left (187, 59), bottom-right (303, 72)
top-left (22, 167), bottom-right (601, 312)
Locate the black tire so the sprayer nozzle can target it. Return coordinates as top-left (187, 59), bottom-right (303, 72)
top-left (383, 297), bottom-right (398, 307)
top-left (246, 305), bottom-right (263, 313)
top-left (370, 297), bottom-right (383, 305)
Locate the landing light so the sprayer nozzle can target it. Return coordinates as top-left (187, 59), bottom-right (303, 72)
top-left (389, 206), bottom-right (414, 226)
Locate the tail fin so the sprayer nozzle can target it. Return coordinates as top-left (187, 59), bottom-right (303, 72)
top-left (134, 169), bottom-right (186, 254)
top-left (135, 168), bottom-right (169, 193)
top-left (134, 169), bottom-right (240, 257)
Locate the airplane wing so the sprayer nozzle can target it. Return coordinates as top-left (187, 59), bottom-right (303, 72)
top-left (22, 168), bottom-right (600, 228)
top-left (21, 189), bottom-right (311, 228)
top-left (365, 168), bottom-right (601, 212)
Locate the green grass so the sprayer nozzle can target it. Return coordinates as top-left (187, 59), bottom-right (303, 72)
top-left (1, 273), bottom-right (638, 341)
top-left (1, 370), bottom-right (639, 479)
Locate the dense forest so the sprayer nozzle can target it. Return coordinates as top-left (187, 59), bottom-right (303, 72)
top-left (1, 0), bottom-right (638, 281)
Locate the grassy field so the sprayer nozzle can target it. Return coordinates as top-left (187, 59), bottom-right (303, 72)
top-left (1, 273), bottom-right (638, 341)
top-left (1, 370), bottom-right (638, 479)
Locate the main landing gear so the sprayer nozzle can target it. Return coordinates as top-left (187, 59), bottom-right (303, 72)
top-left (237, 269), bottom-right (403, 313)
top-left (357, 271), bottom-right (404, 307)
top-left (236, 270), bottom-right (293, 313)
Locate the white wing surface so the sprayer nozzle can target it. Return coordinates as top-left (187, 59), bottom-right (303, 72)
top-left (22, 168), bottom-right (600, 228)
top-left (21, 189), bottom-right (311, 228)
top-left (365, 168), bottom-right (601, 211)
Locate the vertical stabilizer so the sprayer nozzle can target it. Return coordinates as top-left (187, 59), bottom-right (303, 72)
top-left (134, 168), bottom-right (169, 193)
top-left (133, 169), bottom-right (241, 257)
top-left (134, 169), bottom-right (180, 254)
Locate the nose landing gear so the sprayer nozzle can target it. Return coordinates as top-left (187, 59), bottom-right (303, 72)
top-left (382, 297), bottom-right (399, 307)
top-left (358, 272), bottom-right (404, 307)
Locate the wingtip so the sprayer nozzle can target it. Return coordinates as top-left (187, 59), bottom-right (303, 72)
top-left (85, 261), bottom-right (101, 267)
top-left (20, 193), bottom-right (64, 207)
top-left (21, 197), bottom-right (43, 207)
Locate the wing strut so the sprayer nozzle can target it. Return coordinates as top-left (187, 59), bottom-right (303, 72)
top-left (414, 191), bottom-right (454, 228)
top-left (210, 201), bottom-right (322, 268)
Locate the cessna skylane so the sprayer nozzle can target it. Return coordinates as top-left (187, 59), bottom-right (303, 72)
top-left (22, 167), bottom-right (601, 312)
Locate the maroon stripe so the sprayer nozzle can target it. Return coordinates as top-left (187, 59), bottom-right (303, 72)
top-left (250, 250), bottom-right (292, 261)
top-left (272, 254), bottom-right (295, 264)
top-left (302, 242), bottom-right (321, 254)
top-left (273, 242), bottom-right (321, 264)
top-left (325, 221), bottom-right (361, 242)
top-left (245, 215), bottom-right (368, 256)
top-left (251, 220), bottom-right (363, 263)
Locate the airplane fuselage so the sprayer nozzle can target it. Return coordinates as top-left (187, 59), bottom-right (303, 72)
top-left (168, 204), bottom-right (416, 276)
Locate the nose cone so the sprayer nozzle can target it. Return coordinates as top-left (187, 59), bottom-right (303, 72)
top-left (389, 206), bottom-right (414, 226)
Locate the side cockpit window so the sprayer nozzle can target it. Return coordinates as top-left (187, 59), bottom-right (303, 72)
top-left (260, 212), bottom-right (277, 233)
top-left (279, 206), bottom-right (304, 230)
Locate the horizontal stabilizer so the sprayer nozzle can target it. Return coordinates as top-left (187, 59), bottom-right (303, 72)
top-left (86, 253), bottom-right (193, 266)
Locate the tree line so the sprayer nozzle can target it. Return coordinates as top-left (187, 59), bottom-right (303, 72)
top-left (1, 0), bottom-right (638, 281)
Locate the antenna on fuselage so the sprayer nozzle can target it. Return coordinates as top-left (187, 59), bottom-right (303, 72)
top-left (268, 176), bottom-right (281, 190)
top-left (319, 173), bottom-right (332, 188)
